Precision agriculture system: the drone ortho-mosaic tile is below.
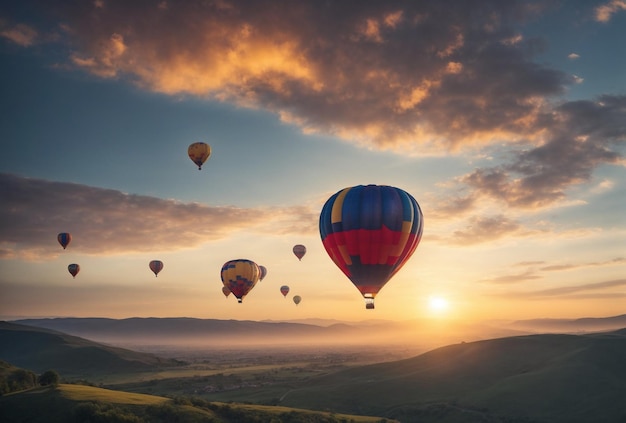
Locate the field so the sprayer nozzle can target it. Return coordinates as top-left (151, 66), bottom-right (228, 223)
top-left (3, 321), bottom-right (626, 422)
top-left (0, 383), bottom-right (396, 423)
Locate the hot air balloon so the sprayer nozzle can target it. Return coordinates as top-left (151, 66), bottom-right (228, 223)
top-left (188, 142), bottom-right (211, 170)
top-left (293, 295), bottom-right (302, 305)
top-left (259, 265), bottom-right (268, 281)
top-left (57, 232), bottom-right (72, 249)
top-left (222, 285), bottom-right (231, 297)
top-left (68, 263), bottom-right (80, 278)
top-left (293, 244), bottom-right (306, 261)
top-left (280, 285), bottom-right (290, 297)
top-left (319, 184), bottom-right (423, 309)
top-left (149, 260), bottom-right (164, 277)
top-left (220, 259), bottom-right (261, 303)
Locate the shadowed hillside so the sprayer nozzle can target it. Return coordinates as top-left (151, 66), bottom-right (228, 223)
top-left (0, 383), bottom-right (396, 423)
top-left (280, 329), bottom-right (626, 423)
top-left (0, 322), bottom-right (182, 378)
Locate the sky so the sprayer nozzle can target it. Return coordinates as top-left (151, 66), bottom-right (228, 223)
top-left (0, 0), bottom-right (625, 324)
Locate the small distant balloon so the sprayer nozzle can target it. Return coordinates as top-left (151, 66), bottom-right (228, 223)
top-left (280, 285), bottom-right (290, 297)
top-left (259, 265), bottom-right (267, 281)
top-left (68, 263), bottom-right (80, 278)
top-left (149, 260), bottom-right (164, 277)
top-left (293, 295), bottom-right (302, 305)
top-left (57, 233), bottom-right (72, 249)
top-left (293, 244), bottom-right (306, 261)
top-left (188, 142), bottom-right (211, 170)
top-left (220, 259), bottom-right (261, 303)
top-left (222, 286), bottom-right (231, 297)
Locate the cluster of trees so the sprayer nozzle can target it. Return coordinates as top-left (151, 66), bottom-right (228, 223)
top-left (0, 360), bottom-right (60, 395)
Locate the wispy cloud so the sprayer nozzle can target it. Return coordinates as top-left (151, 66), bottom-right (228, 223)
top-left (525, 278), bottom-right (626, 298)
top-left (482, 257), bottom-right (626, 285)
top-left (0, 22), bottom-right (38, 46)
top-left (448, 215), bottom-right (531, 245)
top-left (0, 173), bottom-right (316, 259)
top-left (539, 257), bottom-right (626, 272)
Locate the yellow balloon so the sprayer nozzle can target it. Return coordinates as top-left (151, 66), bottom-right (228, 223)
top-left (188, 142), bottom-right (211, 170)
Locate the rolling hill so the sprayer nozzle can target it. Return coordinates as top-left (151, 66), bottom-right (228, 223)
top-left (0, 383), bottom-right (396, 423)
top-left (0, 321), bottom-right (182, 378)
top-left (279, 329), bottom-right (626, 423)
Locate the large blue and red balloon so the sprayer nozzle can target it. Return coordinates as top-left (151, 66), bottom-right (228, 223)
top-left (319, 184), bottom-right (423, 309)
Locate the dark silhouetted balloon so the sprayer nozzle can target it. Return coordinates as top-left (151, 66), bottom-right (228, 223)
top-left (293, 244), bottom-right (306, 261)
top-left (149, 260), bottom-right (164, 277)
top-left (280, 285), bottom-right (290, 297)
top-left (259, 265), bottom-right (267, 281)
top-left (68, 263), bottom-right (80, 278)
top-left (293, 295), bottom-right (301, 305)
top-left (222, 285), bottom-right (231, 297)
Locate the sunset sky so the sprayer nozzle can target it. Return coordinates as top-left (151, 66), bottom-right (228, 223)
top-left (1, 0), bottom-right (624, 324)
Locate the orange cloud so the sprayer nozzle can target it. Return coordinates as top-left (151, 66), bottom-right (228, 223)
top-left (3, 1), bottom-right (572, 151)
top-left (0, 23), bottom-right (37, 46)
top-left (595, 0), bottom-right (626, 22)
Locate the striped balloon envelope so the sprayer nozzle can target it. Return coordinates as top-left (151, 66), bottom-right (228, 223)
top-left (220, 259), bottom-right (261, 303)
top-left (319, 185), bottom-right (423, 309)
top-left (57, 232), bottom-right (72, 249)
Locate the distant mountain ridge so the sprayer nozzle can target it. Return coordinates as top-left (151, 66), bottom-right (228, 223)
top-left (13, 314), bottom-right (626, 348)
top-left (13, 317), bottom-right (363, 347)
top-left (506, 313), bottom-right (626, 332)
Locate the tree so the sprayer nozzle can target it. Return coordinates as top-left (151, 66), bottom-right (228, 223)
top-left (38, 370), bottom-right (60, 386)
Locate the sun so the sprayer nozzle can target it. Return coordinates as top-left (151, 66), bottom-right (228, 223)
top-left (428, 296), bottom-right (450, 313)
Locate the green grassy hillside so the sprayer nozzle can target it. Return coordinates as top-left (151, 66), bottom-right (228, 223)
top-left (280, 330), bottom-right (626, 423)
top-left (0, 384), bottom-right (396, 422)
top-left (0, 321), bottom-right (182, 378)
top-left (0, 360), bottom-right (38, 394)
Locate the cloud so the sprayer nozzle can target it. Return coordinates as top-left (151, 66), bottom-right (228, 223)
top-left (0, 173), bottom-right (316, 259)
top-left (1, 0), bottom-right (573, 152)
top-left (4, 1), bottom-right (623, 215)
top-left (481, 270), bottom-right (542, 284)
top-left (539, 257), bottom-right (626, 272)
top-left (460, 95), bottom-right (626, 209)
top-left (595, 0), bottom-right (626, 22)
top-left (525, 278), bottom-right (626, 297)
top-left (0, 22), bottom-right (38, 46)
top-left (482, 257), bottom-right (626, 285)
top-left (567, 53), bottom-right (580, 60)
top-left (448, 215), bottom-right (529, 245)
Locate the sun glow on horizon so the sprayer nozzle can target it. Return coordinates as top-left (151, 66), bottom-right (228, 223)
top-left (427, 296), bottom-right (450, 315)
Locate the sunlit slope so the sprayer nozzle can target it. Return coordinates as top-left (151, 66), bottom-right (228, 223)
top-left (280, 330), bottom-right (626, 423)
top-left (0, 384), bottom-right (397, 423)
top-left (0, 321), bottom-right (181, 377)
